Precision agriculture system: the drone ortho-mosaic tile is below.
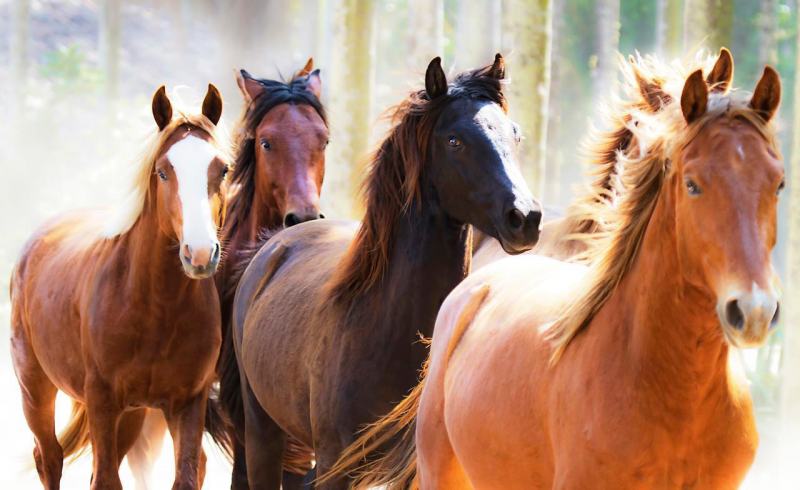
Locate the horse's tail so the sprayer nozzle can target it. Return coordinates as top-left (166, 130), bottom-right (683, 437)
top-left (204, 383), bottom-right (234, 459)
top-left (58, 401), bottom-right (91, 461)
top-left (206, 313), bottom-right (243, 460)
top-left (319, 361), bottom-right (427, 490)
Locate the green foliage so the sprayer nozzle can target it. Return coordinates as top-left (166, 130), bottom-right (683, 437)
top-left (39, 44), bottom-right (103, 93)
top-left (619, 0), bottom-right (657, 55)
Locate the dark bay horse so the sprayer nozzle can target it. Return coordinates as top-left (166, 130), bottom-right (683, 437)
top-left (334, 55), bottom-right (783, 490)
top-left (216, 54), bottom-right (542, 488)
top-left (126, 59), bottom-right (328, 489)
top-left (10, 85), bottom-right (229, 490)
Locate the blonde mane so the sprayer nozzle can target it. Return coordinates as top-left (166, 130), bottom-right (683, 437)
top-left (546, 54), bottom-right (780, 362)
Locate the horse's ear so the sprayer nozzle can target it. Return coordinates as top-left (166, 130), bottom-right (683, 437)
top-left (152, 85), bottom-right (172, 131)
top-left (425, 57), bottom-right (447, 99)
top-left (750, 66), bottom-right (781, 122)
top-left (490, 53), bottom-right (505, 80)
top-left (297, 57), bottom-right (314, 78)
top-left (306, 69), bottom-right (322, 99)
top-left (236, 69), bottom-right (266, 103)
top-left (706, 47), bottom-right (734, 93)
top-left (680, 69), bottom-right (708, 124)
top-left (633, 64), bottom-right (668, 111)
top-left (202, 83), bottom-right (223, 125)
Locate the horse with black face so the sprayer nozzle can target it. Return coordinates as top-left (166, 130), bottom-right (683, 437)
top-left (214, 55), bottom-right (541, 489)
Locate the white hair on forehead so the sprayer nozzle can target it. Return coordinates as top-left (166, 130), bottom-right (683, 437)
top-left (167, 136), bottom-right (220, 248)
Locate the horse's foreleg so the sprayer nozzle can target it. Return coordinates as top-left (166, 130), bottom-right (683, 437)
top-left (166, 393), bottom-right (208, 490)
top-left (126, 409), bottom-right (168, 490)
top-left (13, 345), bottom-right (63, 490)
top-left (231, 438), bottom-right (250, 490)
top-left (242, 380), bottom-right (286, 490)
top-left (86, 379), bottom-right (124, 490)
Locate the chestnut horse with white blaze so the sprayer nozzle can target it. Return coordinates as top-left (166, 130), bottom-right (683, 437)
top-left (10, 85), bottom-right (229, 490)
top-left (331, 54), bottom-right (783, 489)
top-left (126, 59), bottom-right (328, 490)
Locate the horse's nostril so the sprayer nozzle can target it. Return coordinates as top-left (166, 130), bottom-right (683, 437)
top-left (182, 244), bottom-right (192, 261)
top-left (725, 299), bottom-right (745, 330)
top-left (506, 209), bottom-right (525, 231)
top-left (284, 213), bottom-right (301, 227)
top-left (771, 303), bottom-right (781, 327)
top-left (319, 213), bottom-right (326, 219)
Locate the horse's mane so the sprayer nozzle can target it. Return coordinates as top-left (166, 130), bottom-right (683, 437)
top-left (327, 63), bottom-right (507, 305)
top-left (223, 73), bottom-right (327, 243)
top-left (560, 55), bottom-right (677, 257)
top-left (546, 54), bottom-right (779, 362)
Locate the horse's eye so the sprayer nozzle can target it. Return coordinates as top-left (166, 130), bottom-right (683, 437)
top-left (777, 179), bottom-right (785, 195)
top-left (260, 139), bottom-right (271, 151)
top-left (324, 139), bottom-right (330, 149)
top-left (221, 167), bottom-right (229, 178)
top-left (685, 178), bottom-right (701, 196)
top-left (448, 136), bottom-right (461, 148)
top-left (157, 169), bottom-right (168, 181)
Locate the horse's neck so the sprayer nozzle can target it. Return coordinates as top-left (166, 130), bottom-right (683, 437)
top-left (219, 179), bottom-right (282, 288)
top-left (120, 206), bottom-right (199, 296)
top-left (370, 199), bottom-right (471, 339)
top-left (604, 193), bottom-right (730, 408)
top-left (226, 184), bottom-right (282, 250)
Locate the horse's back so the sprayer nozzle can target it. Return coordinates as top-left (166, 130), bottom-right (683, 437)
top-left (232, 218), bottom-right (359, 442)
top-left (11, 210), bottom-right (108, 397)
top-left (424, 254), bottom-right (586, 488)
top-left (471, 217), bottom-right (588, 270)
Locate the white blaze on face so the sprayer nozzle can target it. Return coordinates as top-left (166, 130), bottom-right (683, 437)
top-left (167, 136), bottom-right (219, 251)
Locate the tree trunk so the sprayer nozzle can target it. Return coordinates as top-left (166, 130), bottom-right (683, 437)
top-left (99, 0), bottom-right (121, 100)
top-left (593, 0), bottom-right (620, 95)
top-left (10, 0), bottom-right (30, 117)
top-left (407, 0), bottom-right (444, 70)
top-left (545, 0), bottom-right (565, 205)
top-left (683, 0), bottom-right (733, 51)
top-left (656, 0), bottom-right (683, 57)
top-left (328, 0), bottom-right (376, 216)
top-left (758, 0), bottom-right (778, 66)
top-left (501, 0), bottom-right (553, 197)
top-left (781, 2), bottom-right (800, 479)
top-left (455, 0), bottom-right (502, 71)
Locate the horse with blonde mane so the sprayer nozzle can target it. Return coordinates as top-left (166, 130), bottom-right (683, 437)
top-left (125, 59), bottom-right (328, 490)
top-left (472, 48), bottom-right (736, 270)
top-left (10, 85), bottom-right (229, 490)
top-left (330, 52), bottom-right (783, 489)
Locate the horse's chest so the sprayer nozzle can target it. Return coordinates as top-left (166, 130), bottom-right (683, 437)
top-left (570, 409), bottom-right (755, 489)
top-left (88, 308), bottom-right (221, 400)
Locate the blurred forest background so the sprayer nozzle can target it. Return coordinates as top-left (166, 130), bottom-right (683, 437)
top-left (2, 0), bottom-right (800, 488)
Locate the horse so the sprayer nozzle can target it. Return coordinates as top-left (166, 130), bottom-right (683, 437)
top-left (124, 59), bottom-right (329, 490)
top-left (472, 48), bottom-right (736, 270)
top-left (10, 85), bottom-right (230, 490)
top-left (213, 54), bottom-right (542, 489)
top-left (332, 54), bottom-right (783, 490)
